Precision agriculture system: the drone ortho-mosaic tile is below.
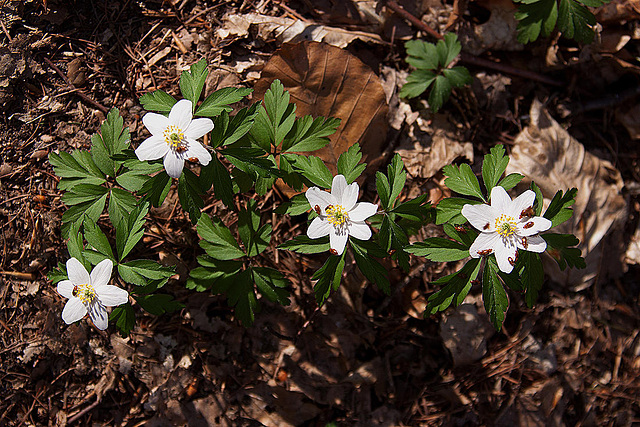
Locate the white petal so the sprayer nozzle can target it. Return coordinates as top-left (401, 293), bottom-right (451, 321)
top-left (494, 238), bottom-right (517, 274)
top-left (169, 99), bottom-right (193, 130)
top-left (143, 112), bottom-right (169, 135)
top-left (508, 190), bottom-right (536, 219)
top-left (307, 217), bottom-right (332, 239)
top-left (57, 280), bottom-right (75, 299)
top-left (61, 298), bottom-right (87, 325)
top-left (330, 230), bottom-right (349, 255)
top-left (88, 301), bottom-right (109, 330)
top-left (96, 285), bottom-right (129, 307)
top-left (468, 232), bottom-right (499, 258)
top-left (490, 185), bottom-right (512, 211)
top-left (517, 216), bottom-right (552, 237)
top-left (461, 203), bottom-right (497, 232)
top-left (341, 182), bottom-right (359, 211)
top-left (90, 259), bottom-right (113, 288)
top-left (185, 140), bottom-right (212, 166)
top-left (331, 175), bottom-right (348, 201)
top-left (135, 135), bottom-right (168, 161)
top-left (185, 118), bottom-right (214, 140)
top-left (164, 152), bottom-right (185, 178)
top-left (348, 222), bottom-right (371, 240)
top-left (520, 235), bottom-right (547, 253)
top-left (306, 187), bottom-right (336, 213)
top-left (66, 258), bottom-right (90, 285)
top-left (349, 202), bottom-right (378, 221)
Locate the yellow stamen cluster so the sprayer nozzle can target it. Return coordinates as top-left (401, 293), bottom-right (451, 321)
top-left (163, 125), bottom-right (186, 150)
top-left (73, 283), bottom-right (97, 304)
top-left (326, 204), bottom-right (349, 228)
top-left (495, 214), bottom-right (517, 237)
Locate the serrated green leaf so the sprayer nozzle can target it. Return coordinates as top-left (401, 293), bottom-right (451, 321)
top-left (200, 155), bottom-right (234, 207)
top-left (498, 173), bottom-right (524, 191)
top-left (543, 188), bottom-right (577, 227)
top-left (390, 194), bottom-right (431, 222)
top-left (196, 87), bottom-right (253, 117)
top-left (312, 251), bottom-right (346, 306)
top-left (520, 251), bottom-right (544, 307)
top-left (436, 197), bottom-right (482, 225)
top-left (289, 154), bottom-right (333, 188)
top-left (66, 221), bottom-right (87, 268)
top-left (405, 39), bottom-right (439, 70)
top-left (250, 79), bottom-right (297, 150)
top-left (482, 145), bottom-right (510, 193)
top-left (542, 233), bottom-right (586, 270)
top-left (110, 303), bottom-right (135, 337)
top-left (117, 259), bottom-right (175, 287)
top-left (399, 69), bottom-right (437, 99)
top-left (179, 58), bottom-right (208, 107)
top-left (139, 90), bottom-right (177, 113)
top-left (238, 199), bottom-right (271, 257)
top-left (108, 188), bottom-right (137, 229)
top-left (61, 184), bottom-right (109, 205)
top-left (274, 192), bottom-right (311, 216)
top-left (221, 145), bottom-right (279, 179)
top-left (178, 169), bottom-right (205, 223)
top-left (483, 256), bottom-right (509, 330)
top-left (278, 235), bottom-right (331, 254)
top-left (443, 67), bottom-right (472, 88)
top-left (428, 75), bottom-right (452, 113)
top-left (252, 267), bottom-right (291, 306)
top-left (515, 0), bottom-right (558, 43)
top-left (440, 33), bottom-right (462, 66)
top-left (196, 213), bottom-right (246, 260)
top-left (558, 0), bottom-right (596, 43)
top-left (61, 193), bottom-right (109, 238)
top-left (209, 104), bottom-right (259, 149)
top-left (282, 116), bottom-right (340, 153)
top-left (406, 237), bottom-right (469, 262)
top-left (116, 202), bottom-right (149, 261)
top-left (134, 294), bottom-right (184, 316)
top-left (425, 258), bottom-right (481, 315)
top-left (227, 269), bottom-right (257, 326)
top-left (336, 143), bottom-right (366, 184)
top-left (91, 109), bottom-right (129, 176)
top-left (139, 171), bottom-right (172, 207)
top-left (116, 160), bottom-right (163, 192)
top-left (443, 164), bottom-right (486, 201)
top-left (187, 257), bottom-right (243, 292)
top-left (83, 219), bottom-right (115, 260)
top-left (49, 150), bottom-right (106, 191)
top-left (350, 238), bottom-right (390, 294)
top-left (376, 171), bottom-right (391, 210)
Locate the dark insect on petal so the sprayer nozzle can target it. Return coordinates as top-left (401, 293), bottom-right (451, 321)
top-left (521, 237), bottom-right (528, 249)
top-left (188, 157), bottom-right (199, 162)
top-left (508, 256), bottom-right (516, 266)
top-left (72, 285), bottom-right (79, 297)
top-left (314, 205), bottom-right (321, 214)
top-left (524, 221), bottom-right (534, 229)
top-left (329, 248), bottom-right (338, 255)
top-left (483, 223), bottom-right (490, 230)
top-left (520, 206), bottom-right (535, 219)
top-left (477, 249), bottom-right (493, 256)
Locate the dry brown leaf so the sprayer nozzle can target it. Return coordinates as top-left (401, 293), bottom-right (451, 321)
top-left (616, 103), bottom-right (640, 140)
top-left (216, 13), bottom-right (386, 48)
top-left (439, 303), bottom-right (495, 366)
top-left (458, 0), bottom-right (523, 56)
top-left (506, 100), bottom-right (627, 290)
top-left (254, 41), bottom-right (388, 175)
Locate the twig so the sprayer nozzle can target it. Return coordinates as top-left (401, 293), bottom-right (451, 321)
top-left (43, 57), bottom-right (109, 114)
top-left (384, 0), bottom-right (564, 87)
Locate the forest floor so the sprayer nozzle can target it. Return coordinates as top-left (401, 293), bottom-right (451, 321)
top-left (1, 0), bottom-right (639, 425)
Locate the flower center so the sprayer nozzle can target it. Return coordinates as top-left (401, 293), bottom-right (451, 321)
top-left (73, 283), bottom-right (97, 305)
top-left (326, 205), bottom-right (349, 228)
top-left (163, 125), bottom-right (187, 152)
top-left (495, 214), bottom-right (517, 237)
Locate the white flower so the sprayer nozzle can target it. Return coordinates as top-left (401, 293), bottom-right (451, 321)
top-left (135, 99), bottom-right (214, 178)
top-left (461, 186), bottom-right (552, 274)
top-left (305, 175), bottom-right (378, 255)
top-left (56, 258), bottom-right (129, 330)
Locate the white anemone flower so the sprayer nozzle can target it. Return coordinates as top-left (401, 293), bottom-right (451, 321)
top-left (305, 175), bottom-right (378, 256)
top-left (56, 258), bottom-right (129, 330)
top-left (135, 99), bottom-right (214, 178)
top-left (461, 186), bottom-right (552, 274)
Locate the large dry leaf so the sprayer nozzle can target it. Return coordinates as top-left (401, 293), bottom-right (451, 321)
top-left (254, 41), bottom-right (388, 175)
top-left (506, 100), bottom-right (627, 290)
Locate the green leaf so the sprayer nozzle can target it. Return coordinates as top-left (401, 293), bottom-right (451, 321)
top-left (282, 115), bottom-right (340, 153)
top-left (196, 87), bottom-right (253, 117)
top-left (227, 269), bottom-right (258, 326)
top-left (134, 294), bottom-right (184, 316)
top-left (515, 0), bottom-right (558, 43)
top-left (312, 251), bottom-right (346, 306)
top-left (481, 145), bottom-right (510, 193)
top-left (428, 75), bottom-right (452, 113)
top-left (278, 235), bottom-right (331, 254)
top-left (443, 67), bottom-right (472, 88)
top-left (376, 172), bottom-right (391, 210)
top-left (443, 223), bottom-right (477, 247)
top-left (387, 154), bottom-right (406, 209)
top-left (48, 263), bottom-right (68, 285)
top-left (443, 163), bottom-right (485, 201)
top-left (196, 213), bottom-right (246, 260)
top-left (116, 160), bottom-right (163, 192)
top-left (209, 104), bottom-right (259, 149)
top-left (117, 259), bottom-right (175, 287)
top-left (336, 143), bottom-right (366, 184)
top-left (49, 150), bottom-right (106, 191)
top-left (543, 188), bottom-right (577, 227)
top-left (91, 108), bottom-right (129, 177)
top-left (435, 197), bottom-right (482, 225)
top-left (178, 169), bottom-right (205, 223)
top-left (66, 222), bottom-right (87, 268)
top-left (252, 267), bottom-right (291, 306)
top-left (108, 188), bottom-right (137, 229)
top-left (557, 0), bottom-right (596, 43)
top-left (221, 145), bottom-right (279, 179)
top-left (187, 257), bottom-right (243, 292)
top-left (139, 171), bottom-right (172, 207)
top-left (440, 33), bottom-right (462, 66)
top-left (61, 184), bottom-right (109, 206)
top-left (274, 193), bottom-right (312, 216)
top-left (289, 154), bottom-right (333, 188)
top-left (520, 251), bottom-right (544, 308)
top-left (83, 219), bottom-right (115, 260)
top-left (115, 202), bottom-right (149, 261)
top-left (110, 303), bottom-right (135, 337)
top-left (237, 199), bottom-right (271, 257)
top-left (250, 79), bottom-right (297, 150)
top-left (399, 69), bottom-right (436, 99)
top-left (61, 193), bottom-right (109, 238)
top-left (542, 233), bottom-right (586, 270)
top-left (406, 237), bottom-right (469, 262)
top-left (483, 256), bottom-right (509, 331)
top-left (498, 173), bottom-right (524, 191)
top-left (425, 258), bottom-right (481, 315)
top-left (179, 58), bottom-right (208, 106)
top-left (405, 39), bottom-right (438, 70)
top-left (390, 194), bottom-right (432, 222)
top-left (139, 90), bottom-right (177, 113)
top-left (204, 156), bottom-right (234, 207)
top-left (350, 239), bottom-right (390, 295)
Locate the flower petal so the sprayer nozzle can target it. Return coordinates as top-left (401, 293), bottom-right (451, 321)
top-left (494, 238), bottom-right (517, 274)
top-left (331, 175), bottom-right (348, 201)
top-left (61, 298), bottom-right (87, 325)
top-left (169, 99), bottom-right (193, 130)
top-left (330, 230), bottom-right (349, 255)
top-left (519, 235), bottom-right (546, 253)
top-left (306, 187), bottom-right (336, 213)
top-left (90, 259), bottom-right (113, 288)
top-left (185, 118), bottom-right (214, 140)
top-left (96, 285), bottom-right (129, 307)
top-left (508, 189), bottom-right (536, 220)
top-left (142, 112), bottom-right (169, 136)
top-left (66, 258), bottom-right (90, 285)
top-left (135, 135), bottom-right (168, 161)
top-left (461, 203), bottom-right (497, 232)
top-left (87, 301), bottom-right (109, 330)
top-left (57, 280), bottom-right (75, 299)
top-left (349, 202), bottom-right (378, 222)
top-left (468, 232), bottom-right (500, 258)
top-left (341, 182), bottom-right (359, 211)
top-left (164, 152), bottom-right (185, 178)
top-left (348, 221), bottom-right (371, 240)
top-left (490, 185), bottom-right (512, 211)
top-left (517, 216), bottom-right (552, 237)
top-left (307, 217), bottom-right (332, 239)
top-left (185, 140), bottom-right (212, 166)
